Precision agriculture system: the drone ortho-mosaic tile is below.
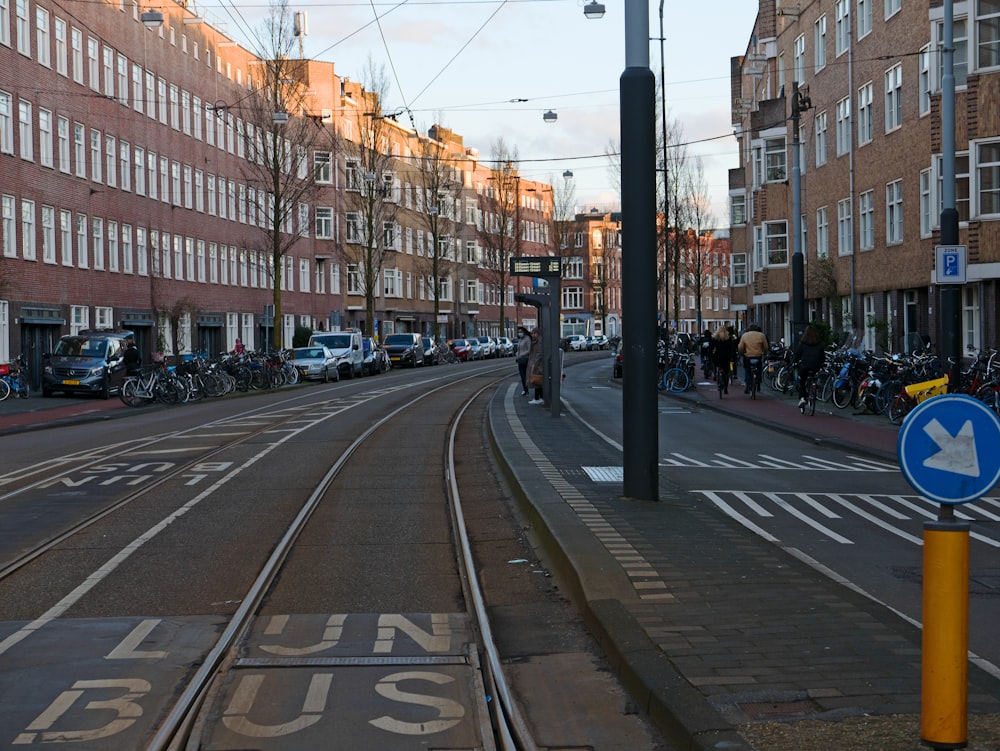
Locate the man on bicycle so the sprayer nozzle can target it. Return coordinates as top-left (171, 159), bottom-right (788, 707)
top-left (737, 324), bottom-right (769, 394)
top-left (793, 325), bottom-right (825, 411)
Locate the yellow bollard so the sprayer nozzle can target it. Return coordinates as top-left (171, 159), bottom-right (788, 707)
top-left (921, 517), bottom-right (970, 749)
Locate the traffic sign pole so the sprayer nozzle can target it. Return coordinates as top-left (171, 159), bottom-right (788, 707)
top-left (921, 511), bottom-right (969, 750)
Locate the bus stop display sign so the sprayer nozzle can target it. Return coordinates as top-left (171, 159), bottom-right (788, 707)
top-left (510, 257), bottom-right (561, 277)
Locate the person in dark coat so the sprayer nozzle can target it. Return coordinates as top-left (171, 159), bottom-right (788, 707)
top-left (708, 325), bottom-right (737, 393)
top-left (793, 325), bottom-right (825, 408)
top-left (123, 338), bottom-right (142, 376)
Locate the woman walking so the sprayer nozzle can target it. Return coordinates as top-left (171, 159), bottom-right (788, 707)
top-left (527, 329), bottom-right (544, 405)
top-left (515, 326), bottom-right (531, 395)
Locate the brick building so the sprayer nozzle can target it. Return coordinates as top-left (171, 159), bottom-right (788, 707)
top-left (556, 210), bottom-right (623, 339)
top-left (729, 0), bottom-right (999, 352)
top-left (0, 0), bottom-right (553, 387)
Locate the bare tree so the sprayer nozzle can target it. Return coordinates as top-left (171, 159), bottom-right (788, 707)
top-left (239, 0), bottom-right (324, 349)
top-left (478, 139), bottom-right (520, 338)
top-left (663, 119), bottom-right (697, 331)
top-left (338, 58), bottom-right (401, 337)
top-left (678, 159), bottom-right (716, 332)
top-left (412, 127), bottom-right (463, 338)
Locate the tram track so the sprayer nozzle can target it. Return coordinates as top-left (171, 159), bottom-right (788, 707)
top-left (0, 364), bottom-right (544, 750)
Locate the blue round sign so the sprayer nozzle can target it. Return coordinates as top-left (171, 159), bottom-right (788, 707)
top-left (897, 394), bottom-right (1000, 504)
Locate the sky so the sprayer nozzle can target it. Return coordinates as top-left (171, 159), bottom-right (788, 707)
top-left (210, 0), bottom-right (759, 227)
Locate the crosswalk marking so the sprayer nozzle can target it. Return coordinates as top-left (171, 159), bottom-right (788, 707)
top-left (695, 490), bottom-right (1000, 548)
top-left (661, 452), bottom-right (896, 472)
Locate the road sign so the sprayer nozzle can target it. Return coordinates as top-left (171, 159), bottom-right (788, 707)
top-left (897, 394), bottom-right (1000, 504)
top-left (934, 245), bottom-right (966, 284)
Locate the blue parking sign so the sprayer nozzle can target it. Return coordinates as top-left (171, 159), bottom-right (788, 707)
top-left (897, 394), bottom-right (1000, 504)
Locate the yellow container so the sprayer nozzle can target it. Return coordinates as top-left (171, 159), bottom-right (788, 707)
top-left (905, 375), bottom-right (949, 403)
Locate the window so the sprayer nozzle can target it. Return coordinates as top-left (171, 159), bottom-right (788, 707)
top-left (76, 213), bottom-right (87, 267)
top-left (136, 227), bottom-right (147, 276)
top-left (793, 34), bottom-right (805, 83)
top-left (816, 206), bottom-right (829, 258)
top-left (963, 286), bottom-right (981, 351)
top-left (936, 18), bottom-right (968, 89)
top-left (731, 252), bottom-right (747, 286)
top-left (814, 15), bottom-right (827, 72)
top-left (57, 115), bottom-right (69, 172)
top-left (18, 99), bottom-right (31, 161)
top-left (815, 111), bottom-right (828, 166)
top-left (858, 190), bottom-right (874, 250)
top-left (977, 0), bottom-right (1000, 69)
top-left (122, 224), bottom-right (132, 274)
top-left (73, 122), bottom-right (85, 176)
top-left (90, 128), bottom-right (101, 182)
top-left (120, 141), bottom-right (130, 191)
top-left (36, 7), bottom-right (50, 67)
top-left (765, 137), bottom-right (786, 181)
top-left (102, 46), bottom-right (114, 98)
top-left (885, 64), bottom-right (902, 131)
top-left (107, 220), bottom-right (118, 271)
top-left (169, 84), bottom-right (179, 129)
top-left (54, 17), bottom-right (66, 75)
top-left (71, 27), bottom-right (82, 84)
top-left (116, 53), bottom-right (127, 106)
top-left (145, 71), bottom-right (155, 119)
top-left (132, 63), bottom-right (142, 111)
top-left (134, 146), bottom-right (145, 195)
top-left (92, 216), bottom-right (103, 269)
top-left (15, 0), bottom-right (28, 56)
top-left (730, 193), bottom-right (746, 225)
top-left (977, 141), bottom-right (1000, 215)
top-left (383, 267), bottom-right (401, 297)
top-left (885, 0), bottom-right (900, 18)
top-left (764, 220), bottom-right (788, 265)
top-left (21, 198), bottom-right (35, 260)
top-left (105, 135), bottom-right (116, 188)
top-left (857, 82), bottom-right (873, 145)
top-left (919, 45), bottom-right (932, 115)
top-left (2, 194), bottom-right (14, 257)
top-left (347, 263), bottom-right (362, 294)
top-left (60, 208), bottom-right (71, 265)
top-left (193, 97), bottom-right (201, 140)
top-left (38, 107), bottom-right (52, 167)
top-left (315, 207), bottom-right (333, 238)
top-left (886, 179), bottom-right (903, 243)
top-left (837, 197), bottom-right (853, 255)
top-left (0, 91), bottom-right (10, 155)
top-left (835, 0), bottom-right (849, 56)
top-left (836, 96), bottom-right (851, 155)
top-left (314, 151), bottom-right (332, 182)
top-left (41, 205), bottom-right (55, 262)
top-left (346, 212), bottom-right (361, 242)
top-left (0, 0), bottom-right (9, 48)
top-left (346, 160), bottom-right (360, 190)
top-left (857, 0), bottom-right (872, 39)
top-left (920, 168), bottom-right (932, 236)
top-left (561, 286), bottom-right (584, 309)
top-left (181, 90), bottom-right (190, 134)
top-left (194, 169), bottom-right (203, 211)
top-left (87, 37), bottom-right (99, 90)
top-left (938, 153), bottom-right (970, 222)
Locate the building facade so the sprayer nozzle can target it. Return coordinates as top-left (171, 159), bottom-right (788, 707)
top-left (0, 0), bottom-right (555, 387)
top-left (730, 0), bottom-right (999, 353)
top-left (556, 210), bottom-right (624, 339)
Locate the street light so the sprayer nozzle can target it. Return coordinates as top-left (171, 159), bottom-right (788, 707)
top-left (141, 9), bottom-right (164, 28)
top-left (542, 110), bottom-right (558, 124)
top-left (585, 0), bottom-right (658, 502)
top-left (563, 169), bottom-right (573, 179)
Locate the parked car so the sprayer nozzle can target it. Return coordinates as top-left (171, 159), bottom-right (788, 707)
top-left (422, 337), bottom-right (438, 366)
top-left (562, 334), bottom-right (587, 352)
top-left (383, 333), bottom-right (425, 367)
top-left (361, 337), bottom-right (389, 375)
top-left (467, 339), bottom-right (484, 360)
top-left (451, 339), bottom-right (475, 361)
top-left (308, 330), bottom-right (364, 379)
top-left (42, 329), bottom-right (135, 399)
top-left (496, 336), bottom-right (515, 357)
top-left (290, 346), bottom-right (340, 382)
top-left (588, 334), bottom-right (610, 350)
top-left (475, 336), bottom-right (496, 358)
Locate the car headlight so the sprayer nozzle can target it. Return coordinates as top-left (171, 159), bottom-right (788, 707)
top-left (90, 366), bottom-right (105, 376)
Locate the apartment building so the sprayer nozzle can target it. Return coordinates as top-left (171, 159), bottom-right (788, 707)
top-left (667, 229), bottom-right (735, 336)
top-left (729, 0), bottom-right (998, 352)
top-left (556, 210), bottom-right (623, 339)
top-left (0, 0), bottom-right (554, 386)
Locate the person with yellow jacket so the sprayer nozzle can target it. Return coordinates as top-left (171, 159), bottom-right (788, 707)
top-left (737, 324), bottom-right (769, 394)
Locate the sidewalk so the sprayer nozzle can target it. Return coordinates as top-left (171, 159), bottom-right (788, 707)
top-left (488, 379), bottom-right (1000, 751)
top-left (0, 392), bottom-right (127, 433)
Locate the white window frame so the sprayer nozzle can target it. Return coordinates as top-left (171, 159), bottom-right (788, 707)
top-left (885, 63), bottom-right (903, 132)
top-left (886, 179), bottom-right (903, 244)
top-left (814, 14), bottom-right (827, 72)
top-left (857, 81), bottom-right (873, 145)
top-left (858, 189), bottom-right (874, 250)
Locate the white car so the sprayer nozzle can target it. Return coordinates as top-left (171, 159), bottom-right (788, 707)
top-left (476, 336), bottom-right (496, 358)
top-left (564, 335), bottom-right (587, 351)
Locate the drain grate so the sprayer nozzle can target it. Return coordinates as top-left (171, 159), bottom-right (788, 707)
top-left (740, 699), bottom-right (819, 720)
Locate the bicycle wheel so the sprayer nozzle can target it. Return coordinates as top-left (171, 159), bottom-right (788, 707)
top-left (663, 367), bottom-right (690, 393)
top-left (974, 384), bottom-right (1000, 415)
top-left (817, 372), bottom-right (835, 403)
top-left (808, 381), bottom-right (817, 416)
top-left (13, 374), bottom-right (30, 398)
top-left (831, 380), bottom-right (855, 409)
top-left (717, 367), bottom-right (728, 398)
top-left (888, 393), bottom-right (915, 425)
top-left (119, 379), bottom-right (144, 407)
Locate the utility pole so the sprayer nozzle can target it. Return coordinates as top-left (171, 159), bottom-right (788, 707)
top-left (791, 81), bottom-right (811, 339)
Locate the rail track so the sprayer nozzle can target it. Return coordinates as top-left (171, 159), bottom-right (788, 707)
top-left (0, 364), bottom-right (544, 750)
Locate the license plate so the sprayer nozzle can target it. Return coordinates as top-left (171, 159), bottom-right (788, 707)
top-left (390, 356), bottom-right (401, 362)
top-left (62, 379), bottom-right (81, 385)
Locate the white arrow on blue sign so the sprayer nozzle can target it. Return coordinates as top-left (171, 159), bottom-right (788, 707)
top-left (897, 394), bottom-right (1000, 504)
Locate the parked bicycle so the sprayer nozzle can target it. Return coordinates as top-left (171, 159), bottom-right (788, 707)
top-left (0, 354), bottom-right (30, 400)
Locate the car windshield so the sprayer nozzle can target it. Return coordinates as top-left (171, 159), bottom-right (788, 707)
top-left (53, 337), bottom-right (107, 357)
top-left (316, 335), bottom-right (352, 349)
top-left (295, 348), bottom-right (325, 359)
top-left (384, 335), bottom-right (413, 345)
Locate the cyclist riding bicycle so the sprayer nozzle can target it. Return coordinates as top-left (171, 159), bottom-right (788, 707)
top-left (708, 325), bottom-right (736, 396)
top-left (793, 324), bottom-right (825, 411)
top-left (737, 324), bottom-right (769, 395)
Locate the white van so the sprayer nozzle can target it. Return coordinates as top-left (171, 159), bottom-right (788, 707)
top-left (308, 330), bottom-right (364, 379)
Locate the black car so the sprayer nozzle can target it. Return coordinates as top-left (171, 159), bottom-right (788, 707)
top-left (383, 333), bottom-right (425, 368)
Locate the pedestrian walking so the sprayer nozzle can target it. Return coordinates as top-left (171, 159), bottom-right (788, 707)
top-left (515, 326), bottom-right (531, 395)
top-left (527, 328), bottom-right (544, 404)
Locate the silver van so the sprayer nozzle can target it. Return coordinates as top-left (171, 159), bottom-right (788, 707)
top-left (308, 330), bottom-right (363, 379)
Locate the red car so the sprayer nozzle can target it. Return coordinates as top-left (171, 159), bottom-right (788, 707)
top-left (451, 339), bottom-right (475, 361)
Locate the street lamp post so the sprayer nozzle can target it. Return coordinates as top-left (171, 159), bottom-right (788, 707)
top-left (619, 0), bottom-right (658, 501)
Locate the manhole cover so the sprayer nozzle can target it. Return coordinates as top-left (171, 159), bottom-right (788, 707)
top-left (740, 699), bottom-right (819, 720)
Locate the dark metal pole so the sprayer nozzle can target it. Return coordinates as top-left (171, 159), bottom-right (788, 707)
top-left (658, 0), bottom-right (668, 321)
top-left (939, 0), bottom-right (962, 386)
top-left (621, 0), bottom-right (658, 501)
top-left (791, 82), bottom-right (806, 337)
